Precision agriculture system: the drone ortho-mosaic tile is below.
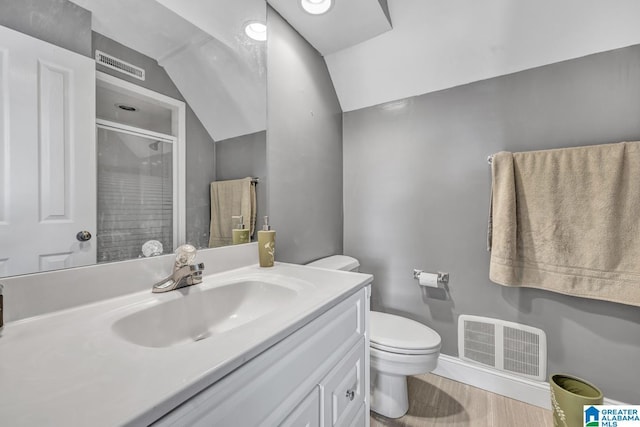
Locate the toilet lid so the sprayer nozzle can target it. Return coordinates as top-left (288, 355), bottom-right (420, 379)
top-left (370, 311), bottom-right (441, 355)
top-left (306, 255), bottom-right (360, 271)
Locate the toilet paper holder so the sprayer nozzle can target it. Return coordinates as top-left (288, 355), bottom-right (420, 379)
top-left (413, 269), bottom-right (449, 285)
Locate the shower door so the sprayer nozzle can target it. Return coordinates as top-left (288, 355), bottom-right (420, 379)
top-left (96, 122), bottom-right (176, 263)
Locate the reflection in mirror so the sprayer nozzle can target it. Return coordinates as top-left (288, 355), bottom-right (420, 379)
top-left (0, 0), bottom-right (266, 278)
top-left (96, 125), bottom-right (175, 263)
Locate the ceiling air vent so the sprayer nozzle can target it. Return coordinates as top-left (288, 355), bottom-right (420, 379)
top-left (458, 315), bottom-right (547, 381)
top-left (95, 50), bottom-right (145, 81)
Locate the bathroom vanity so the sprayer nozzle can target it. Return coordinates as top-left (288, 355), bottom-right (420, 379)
top-left (0, 248), bottom-right (372, 426)
top-left (155, 285), bottom-right (369, 426)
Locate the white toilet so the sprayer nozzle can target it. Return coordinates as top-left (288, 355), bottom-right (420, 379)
top-left (306, 255), bottom-right (442, 419)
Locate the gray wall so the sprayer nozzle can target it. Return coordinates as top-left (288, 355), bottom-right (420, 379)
top-left (184, 104), bottom-right (217, 248)
top-left (0, 0), bottom-right (91, 57)
top-left (93, 33), bottom-right (216, 249)
top-left (216, 130), bottom-right (267, 236)
top-left (93, 32), bottom-right (182, 100)
top-left (343, 45), bottom-right (640, 403)
top-left (267, 8), bottom-right (343, 264)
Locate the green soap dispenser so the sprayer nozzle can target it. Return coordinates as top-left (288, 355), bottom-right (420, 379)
top-left (232, 215), bottom-right (250, 245)
top-left (258, 216), bottom-right (275, 267)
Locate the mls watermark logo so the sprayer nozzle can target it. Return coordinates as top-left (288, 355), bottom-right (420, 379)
top-left (585, 406), bottom-right (600, 427)
top-left (584, 405), bottom-right (640, 427)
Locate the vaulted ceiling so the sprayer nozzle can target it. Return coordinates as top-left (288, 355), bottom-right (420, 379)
top-left (71, 0), bottom-right (266, 141)
top-left (271, 0), bottom-right (640, 112)
top-left (73, 0), bottom-right (640, 122)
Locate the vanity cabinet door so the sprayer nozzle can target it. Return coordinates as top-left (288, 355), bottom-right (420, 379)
top-left (279, 386), bottom-right (321, 427)
top-left (321, 339), bottom-right (366, 427)
top-left (348, 403), bottom-right (366, 427)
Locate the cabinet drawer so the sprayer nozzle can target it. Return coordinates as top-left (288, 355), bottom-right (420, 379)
top-left (321, 339), bottom-right (366, 427)
top-left (280, 386), bottom-right (321, 427)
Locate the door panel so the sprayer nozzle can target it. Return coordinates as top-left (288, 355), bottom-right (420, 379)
top-left (39, 61), bottom-right (71, 221)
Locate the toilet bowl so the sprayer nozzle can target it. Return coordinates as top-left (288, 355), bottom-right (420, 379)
top-left (369, 311), bottom-right (441, 418)
top-left (306, 255), bottom-right (442, 419)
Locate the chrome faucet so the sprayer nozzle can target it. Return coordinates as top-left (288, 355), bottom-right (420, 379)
top-left (152, 244), bottom-right (205, 293)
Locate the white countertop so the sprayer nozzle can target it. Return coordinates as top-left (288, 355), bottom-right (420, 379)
top-left (0, 263), bottom-right (372, 426)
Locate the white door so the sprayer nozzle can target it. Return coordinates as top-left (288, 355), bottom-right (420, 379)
top-left (0, 25), bottom-right (96, 277)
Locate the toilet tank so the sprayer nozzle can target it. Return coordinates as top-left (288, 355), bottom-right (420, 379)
top-left (306, 255), bottom-right (360, 272)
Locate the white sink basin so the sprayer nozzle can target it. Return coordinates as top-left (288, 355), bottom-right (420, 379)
top-left (0, 261), bottom-right (373, 426)
top-left (112, 280), bottom-right (299, 348)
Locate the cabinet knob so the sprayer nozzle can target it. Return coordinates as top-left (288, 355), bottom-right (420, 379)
top-left (345, 389), bottom-right (355, 401)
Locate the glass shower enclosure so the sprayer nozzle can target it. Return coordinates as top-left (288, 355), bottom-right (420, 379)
top-left (96, 123), bottom-right (176, 263)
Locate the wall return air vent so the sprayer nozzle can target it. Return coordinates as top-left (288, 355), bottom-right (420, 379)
top-left (458, 315), bottom-right (547, 381)
top-left (95, 50), bottom-right (145, 81)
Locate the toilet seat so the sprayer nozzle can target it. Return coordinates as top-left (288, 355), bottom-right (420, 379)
top-left (370, 341), bottom-right (440, 355)
top-left (370, 311), bottom-right (441, 355)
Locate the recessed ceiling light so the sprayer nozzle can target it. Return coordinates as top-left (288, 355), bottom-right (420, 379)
top-left (245, 21), bottom-right (267, 41)
top-left (301, 0), bottom-right (332, 15)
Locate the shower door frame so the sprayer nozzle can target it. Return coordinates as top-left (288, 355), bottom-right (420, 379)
top-left (96, 120), bottom-right (180, 251)
top-left (96, 72), bottom-right (186, 252)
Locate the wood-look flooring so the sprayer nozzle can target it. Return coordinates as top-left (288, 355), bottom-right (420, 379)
top-left (370, 373), bottom-right (554, 427)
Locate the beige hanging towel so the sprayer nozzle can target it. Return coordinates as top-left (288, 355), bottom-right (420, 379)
top-left (209, 177), bottom-right (256, 248)
top-left (489, 141), bottom-right (640, 307)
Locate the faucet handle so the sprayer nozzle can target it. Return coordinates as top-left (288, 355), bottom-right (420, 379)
top-left (174, 244), bottom-right (197, 267)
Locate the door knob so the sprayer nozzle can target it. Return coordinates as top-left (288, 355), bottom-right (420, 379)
top-left (76, 231), bottom-right (92, 242)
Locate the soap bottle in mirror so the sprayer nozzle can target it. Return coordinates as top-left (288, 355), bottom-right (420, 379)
top-left (258, 216), bottom-right (275, 267)
top-left (232, 215), bottom-right (250, 245)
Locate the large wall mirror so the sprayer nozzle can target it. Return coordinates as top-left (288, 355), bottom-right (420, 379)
top-left (0, 0), bottom-right (267, 278)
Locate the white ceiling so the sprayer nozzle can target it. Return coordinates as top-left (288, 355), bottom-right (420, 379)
top-left (72, 0), bottom-right (640, 119)
top-left (321, 0), bottom-right (640, 112)
top-left (267, 0), bottom-right (392, 55)
top-left (155, 0), bottom-right (265, 50)
top-left (70, 0), bottom-right (266, 141)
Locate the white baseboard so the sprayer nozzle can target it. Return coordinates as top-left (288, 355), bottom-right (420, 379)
top-left (432, 354), bottom-right (625, 409)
